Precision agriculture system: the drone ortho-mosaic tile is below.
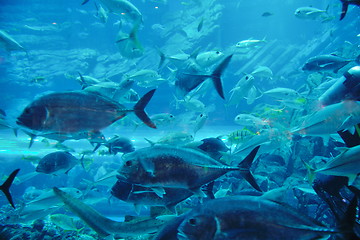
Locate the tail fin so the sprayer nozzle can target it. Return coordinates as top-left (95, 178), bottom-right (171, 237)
top-left (134, 89), bottom-right (157, 129)
top-left (340, 2), bottom-right (349, 20)
top-left (210, 54), bottom-right (233, 99)
top-left (238, 145), bottom-right (262, 191)
top-left (0, 169), bottom-right (20, 208)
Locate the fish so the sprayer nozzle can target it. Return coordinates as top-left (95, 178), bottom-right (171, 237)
top-left (145, 132), bottom-right (194, 146)
top-left (94, 2), bottom-right (108, 24)
top-left (17, 89), bottom-right (157, 133)
top-left (193, 113), bottom-right (208, 135)
top-left (53, 187), bottom-right (165, 238)
top-left (195, 50), bottom-right (224, 68)
top-left (291, 101), bottom-right (360, 136)
top-left (185, 137), bottom-right (230, 160)
top-left (118, 145), bottom-right (262, 197)
top-left (302, 54), bottom-right (360, 73)
top-left (235, 38), bottom-right (266, 49)
top-left (261, 12), bottom-right (274, 17)
top-left (263, 87), bottom-right (302, 100)
top-left (339, 0), bottom-right (360, 20)
top-left (111, 177), bottom-right (194, 214)
top-left (116, 22), bottom-right (144, 59)
top-left (100, 0), bottom-right (142, 23)
top-left (250, 66), bottom-right (273, 79)
top-left (294, 6), bottom-right (328, 20)
top-left (227, 74), bottom-right (255, 106)
top-left (174, 195), bottom-right (357, 240)
top-left (197, 17), bottom-right (204, 32)
top-left (174, 54), bottom-right (233, 100)
top-left (0, 30), bottom-right (26, 52)
top-left (305, 145), bottom-right (360, 184)
top-left (76, 72), bottom-right (102, 89)
top-left (0, 169), bottom-right (20, 208)
top-left (83, 79), bottom-right (134, 101)
top-left (35, 151), bottom-right (81, 175)
top-left (50, 214), bottom-right (82, 231)
top-left (106, 135), bottom-right (135, 155)
top-left (125, 69), bottom-right (165, 88)
top-left (234, 114), bottom-right (269, 130)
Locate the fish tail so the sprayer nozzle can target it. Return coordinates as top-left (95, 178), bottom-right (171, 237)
top-left (133, 89), bottom-right (157, 129)
top-left (210, 54), bottom-right (233, 99)
top-left (300, 158), bottom-right (316, 183)
top-left (237, 145), bottom-right (262, 191)
top-left (355, 54), bottom-right (360, 64)
top-left (340, 1), bottom-right (349, 20)
top-left (155, 46), bottom-right (167, 69)
top-left (0, 169), bottom-right (20, 208)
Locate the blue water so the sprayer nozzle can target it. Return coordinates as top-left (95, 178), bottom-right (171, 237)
top-left (0, 0), bottom-right (359, 238)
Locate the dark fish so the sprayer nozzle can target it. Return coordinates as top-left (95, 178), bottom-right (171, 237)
top-left (197, 137), bottom-right (229, 160)
top-left (111, 177), bottom-right (193, 213)
top-left (340, 0), bottom-right (360, 20)
top-left (17, 89), bottom-right (156, 133)
top-left (197, 17), bottom-right (204, 32)
top-left (302, 54), bottom-right (360, 73)
top-left (261, 12), bottom-right (274, 17)
top-left (81, 0), bottom-right (90, 5)
top-left (175, 54), bottom-right (233, 99)
top-left (36, 151), bottom-right (80, 175)
top-left (118, 145), bottom-right (261, 196)
top-left (0, 169), bottom-right (20, 209)
top-left (174, 195), bottom-right (358, 240)
top-left (106, 136), bottom-right (135, 155)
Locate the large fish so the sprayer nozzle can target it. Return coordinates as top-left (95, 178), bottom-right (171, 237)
top-left (100, 0), bottom-right (142, 23)
top-left (0, 169), bottom-right (20, 208)
top-left (35, 151), bottom-right (81, 175)
top-left (174, 195), bottom-right (357, 240)
top-left (339, 0), bottom-right (360, 20)
top-left (302, 54), bottom-right (360, 73)
top-left (118, 145), bottom-right (261, 197)
top-left (53, 187), bottom-right (165, 238)
top-left (306, 145), bottom-right (360, 185)
top-left (17, 89), bottom-right (157, 134)
top-left (0, 30), bottom-right (26, 52)
top-left (291, 101), bottom-right (360, 136)
top-left (174, 54), bottom-right (233, 100)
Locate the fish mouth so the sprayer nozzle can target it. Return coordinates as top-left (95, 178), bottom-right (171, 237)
top-left (177, 230), bottom-right (189, 240)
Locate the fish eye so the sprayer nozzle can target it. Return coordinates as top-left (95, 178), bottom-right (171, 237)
top-left (200, 114), bottom-right (203, 117)
top-left (24, 108), bottom-right (31, 114)
top-left (216, 51), bottom-right (220, 54)
top-left (245, 76), bottom-right (249, 80)
top-left (125, 160), bottom-right (132, 167)
top-left (188, 218), bottom-right (197, 226)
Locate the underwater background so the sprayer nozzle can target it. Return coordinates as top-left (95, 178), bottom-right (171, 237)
top-left (0, 0), bottom-right (360, 239)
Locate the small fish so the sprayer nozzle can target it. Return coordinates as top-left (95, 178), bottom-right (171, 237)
top-left (125, 69), bottom-right (165, 88)
top-left (17, 89), bottom-right (157, 133)
top-left (0, 169), bottom-right (20, 208)
top-left (76, 72), bottom-right (102, 89)
top-left (100, 0), bottom-right (142, 23)
top-left (193, 113), bottom-right (208, 135)
top-left (197, 17), bottom-right (204, 32)
top-left (145, 132), bottom-right (194, 146)
top-left (302, 54), bottom-right (360, 73)
top-left (339, 0), bottom-right (360, 20)
top-left (250, 66), bottom-right (273, 79)
top-left (294, 6), bottom-right (328, 20)
top-left (263, 87), bottom-right (302, 100)
top-left (50, 214), bottom-right (81, 231)
top-left (227, 74), bottom-right (254, 106)
top-left (95, 2), bottom-right (108, 24)
top-left (116, 22), bottom-right (144, 59)
top-left (261, 12), bottom-right (274, 17)
top-left (235, 38), bottom-right (266, 49)
top-left (234, 114), bottom-right (269, 129)
top-left (36, 151), bottom-right (81, 175)
top-left (225, 128), bottom-right (257, 145)
top-left (84, 79), bottom-right (134, 101)
top-left (111, 177), bottom-right (193, 214)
